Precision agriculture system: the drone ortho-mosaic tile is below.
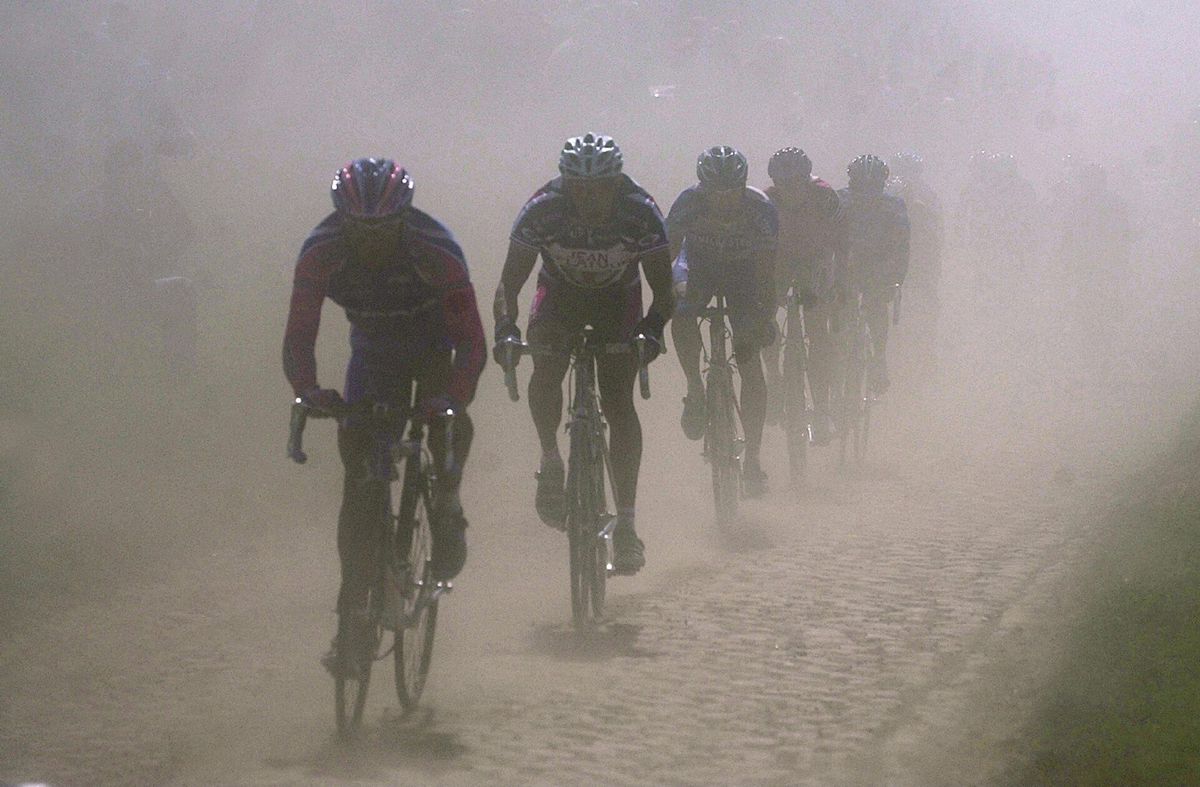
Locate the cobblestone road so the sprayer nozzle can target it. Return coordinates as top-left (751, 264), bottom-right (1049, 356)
top-left (1, 391), bottom-right (1126, 786)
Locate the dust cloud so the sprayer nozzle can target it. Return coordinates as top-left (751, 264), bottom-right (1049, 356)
top-left (2, 2), bottom-right (1199, 784)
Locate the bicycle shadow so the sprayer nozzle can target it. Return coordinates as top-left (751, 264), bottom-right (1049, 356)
top-left (527, 621), bottom-right (659, 662)
top-left (288, 707), bottom-right (469, 781)
top-left (714, 516), bottom-right (776, 553)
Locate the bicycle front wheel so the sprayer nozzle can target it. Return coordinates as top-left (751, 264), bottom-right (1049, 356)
top-left (394, 482), bottom-right (438, 710)
top-left (707, 369), bottom-right (740, 525)
top-left (566, 425), bottom-right (603, 628)
top-left (783, 335), bottom-right (809, 488)
top-left (335, 595), bottom-right (381, 738)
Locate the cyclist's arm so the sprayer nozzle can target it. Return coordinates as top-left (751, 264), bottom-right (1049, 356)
top-left (442, 280), bottom-right (487, 406)
top-left (893, 200), bottom-right (912, 285)
top-left (282, 242), bottom-right (337, 394)
top-left (640, 245), bottom-right (674, 326)
top-left (494, 239), bottom-right (539, 328)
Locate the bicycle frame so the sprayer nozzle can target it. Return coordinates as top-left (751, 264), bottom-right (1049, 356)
top-left (498, 327), bottom-right (648, 626)
top-left (287, 394), bottom-right (454, 732)
top-left (836, 293), bottom-right (874, 467)
top-left (698, 296), bottom-right (743, 524)
top-left (782, 285), bottom-right (813, 485)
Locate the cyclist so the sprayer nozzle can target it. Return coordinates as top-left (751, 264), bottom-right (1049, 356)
top-left (283, 158), bottom-right (485, 673)
top-left (837, 154), bottom-right (910, 395)
top-left (668, 146), bottom-right (779, 496)
top-left (887, 152), bottom-right (943, 308)
top-left (761, 146), bottom-right (842, 445)
top-left (887, 151), bottom-right (944, 381)
top-left (493, 133), bottom-right (673, 575)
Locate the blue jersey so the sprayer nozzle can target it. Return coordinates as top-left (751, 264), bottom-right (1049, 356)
top-left (665, 185), bottom-right (778, 274)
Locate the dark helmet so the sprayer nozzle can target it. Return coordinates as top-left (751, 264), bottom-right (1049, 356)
top-left (767, 147), bottom-right (813, 184)
top-left (697, 145), bottom-right (748, 189)
top-left (890, 151), bottom-right (924, 179)
top-left (330, 158), bottom-right (413, 219)
top-left (847, 154), bottom-right (889, 192)
top-left (558, 132), bottom-right (623, 178)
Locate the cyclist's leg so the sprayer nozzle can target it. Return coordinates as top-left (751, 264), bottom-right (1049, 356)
top-left (335, 351), bottom-right (391, 614)
top-left (729, 295), bottom-right (767, 487)
top-left (526, 284), bottom-right (574, 525)
top-left (597, 350), bottom-right (640, 515)
top-left (417, 350), bottom-right (474, 581)
top-left (804, 300), bottom-right (835, 440)
top-left (864, 291), bottom-right (890, 392)
top-left (670, 260), bottom-right (713, 439)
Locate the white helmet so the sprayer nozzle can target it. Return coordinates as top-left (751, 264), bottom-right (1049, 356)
top-left (558, 133), bottom-right (623, 178)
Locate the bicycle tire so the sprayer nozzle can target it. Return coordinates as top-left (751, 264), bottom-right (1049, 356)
top-left (394, 472), bottom-right (438, 710)
top-left (335, 594), bottom-right (380, 738)
top-left (566, 411), bottom-right (594, 627)
top-left (708, 367), bottom-right (739, 525)
top-left (783, 311), bottom-right (809, 487)
top-left (587, 421), bottom-right (609, 620)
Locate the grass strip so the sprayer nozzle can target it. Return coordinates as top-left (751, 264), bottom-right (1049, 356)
top-left (1012, 406), bottom-right (1200, 785)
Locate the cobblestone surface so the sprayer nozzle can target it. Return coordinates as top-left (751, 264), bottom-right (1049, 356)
top-left (0, 400), bottom-right (1119, 786)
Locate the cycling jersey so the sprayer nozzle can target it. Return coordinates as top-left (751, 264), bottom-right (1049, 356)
top-left (765, 178), bottom-right (841, 302)
top-left (510, 174), bottom-right (669, 291)
top-left (511, 174), bottom-right (667, 345)
top-left (835, 189), bottom-right (910, 294)
top-left (666, 185), bottom-right (778, 317)
top-left (283, 208), bottom-right (486, 406)
top-left (886, 177), bottom-right (943, 296)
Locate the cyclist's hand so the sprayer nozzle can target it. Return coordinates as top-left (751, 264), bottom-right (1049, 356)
top-left (420, 394), bottom-right (460, 421)
top-left (493, 321), bottom-right (522, 366)
top-left (300, 386), bottom-right (343, 413)
top-left (633, 312), bottom-right (666, 363)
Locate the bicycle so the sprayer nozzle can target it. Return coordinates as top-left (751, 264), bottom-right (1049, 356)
top-left (698, 296), bottom-right (744, 525)
top-left (499, 328), bottom-right (651, 628)
top-left (780, 283), bottom-right (813, 487)
top-left (287, 395), bottom-right (454, 737)
top-left (836, 292), bottom-right (874, 467)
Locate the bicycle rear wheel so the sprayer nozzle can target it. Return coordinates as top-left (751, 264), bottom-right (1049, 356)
top-left (394, 484), bottom-right (438, 710)
top-left (707, 369), bottom-right (740, 525)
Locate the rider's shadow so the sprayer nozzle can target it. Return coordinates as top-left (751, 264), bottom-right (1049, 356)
top-left (715, 515), bottom-right (777, 553)
top-left (527, 621), bottom-right (659, 661)
top-left (296, 707), bottom-right (469, 780)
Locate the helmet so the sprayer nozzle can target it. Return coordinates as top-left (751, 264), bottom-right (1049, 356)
top-left (991, 152), bottom-right (1017, 178)
top-left (697, 145), bottom-right (748, 189)
top-left (847, 154), bottom-right (889, 192)
top-left (891, 151), bottom-right (924, 179)
top-left (767, 147), bottom-right (812, 183)
top-left (558, 133), bottom-right (623, 178)
top-left (1078, 162), bottom-right (1107, 191)
top-left (331, 158), bottom-right (413, 219)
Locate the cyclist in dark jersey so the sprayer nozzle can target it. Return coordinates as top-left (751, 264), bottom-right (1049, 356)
top-left (761, 147), bottom-right (843, 445)
top-left (283, 158), bottom-right (485, 673)
top-left (668, 146), bottom-right (779, 496)
top-left (837, 154), bottom-right (910, 394)
top-left (494, 133), bottom-right (674, 575)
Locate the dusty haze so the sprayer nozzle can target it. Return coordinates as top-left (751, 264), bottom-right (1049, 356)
top-left (2, 2), bottom-right (1199, 784)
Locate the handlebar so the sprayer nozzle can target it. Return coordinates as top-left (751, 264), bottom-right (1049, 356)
top-left (497, 331), bottom-right (654, 403)
top-left (286, 398), bottom-right (455, 466)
